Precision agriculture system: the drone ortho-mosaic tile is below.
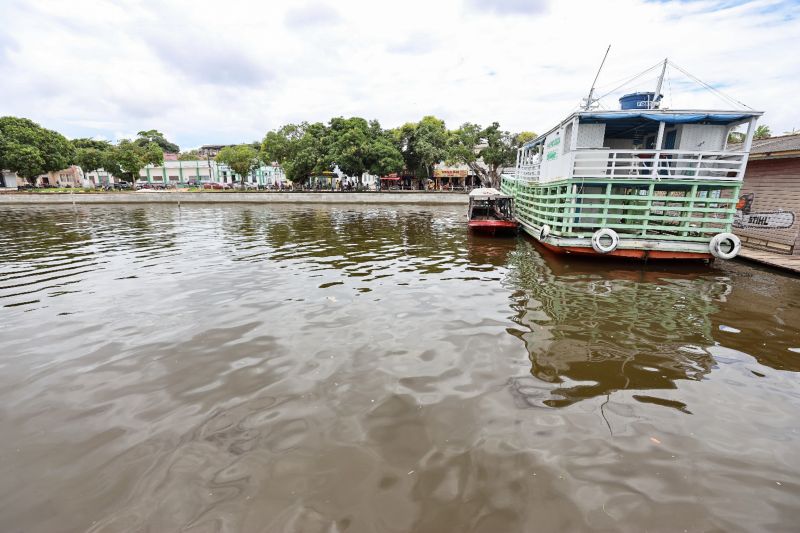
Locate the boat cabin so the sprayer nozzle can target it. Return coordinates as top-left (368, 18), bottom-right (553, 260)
top-left (516, 93), bottom-right (762, 184)
top-left (468, 188), bottom-right (514, 221)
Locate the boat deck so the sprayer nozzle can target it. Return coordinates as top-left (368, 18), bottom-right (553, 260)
top-left (737, 246), bottom-right (800, 275)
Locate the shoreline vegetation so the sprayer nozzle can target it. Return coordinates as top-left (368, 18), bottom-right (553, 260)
top-left (1, 116), bottom-right (537, 191)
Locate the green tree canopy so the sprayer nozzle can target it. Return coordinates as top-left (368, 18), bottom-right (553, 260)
top-left (0, 116), bottom-right (75, 183)
top-left (73, 138), bottom-right (114, 177)
top-left (178, 149), bottom-right (201, 161)
top-left (135, 129), bottom-right (179, 153)
top-left (324, 117), bottom-right (403, 179)
top-left (412, 116), bottom-right (449, 179)
top-left (216, 144), bottom-right (259, 188)
top-left (754, 125), bottom-right (771, 140)
top-left (391, 122), bottom-right (422, 177)
top-left (447, 122), bottom-right (525, 188)
top-left (261, 122), bottom-right (328, 185)
top-left (72, 138), bottom-right (113, 150)
top-left (108, 139), bottom-right (164, 184)
top-left (75, 148), bottom-right (107, 176)
top-left (515, 131), bottom-right (538, 145)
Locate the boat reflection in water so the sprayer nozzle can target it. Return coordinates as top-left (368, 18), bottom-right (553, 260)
top-left (504, 241), bottom-right (732, 410)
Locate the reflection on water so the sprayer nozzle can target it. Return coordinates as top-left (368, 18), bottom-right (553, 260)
top-left (1, 205), bottom-right (799, 532)
top-left (506, 247), bottom-right (733, 409)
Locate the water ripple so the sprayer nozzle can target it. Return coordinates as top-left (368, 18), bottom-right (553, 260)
top-left (0, 204), bottom-right (799, 532)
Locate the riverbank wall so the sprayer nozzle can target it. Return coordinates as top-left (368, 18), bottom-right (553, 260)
top-left (0, 191), bottom-right (468, 205)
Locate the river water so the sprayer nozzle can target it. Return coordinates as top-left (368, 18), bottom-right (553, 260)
top-left (1, 204), bottom-right (799, 532)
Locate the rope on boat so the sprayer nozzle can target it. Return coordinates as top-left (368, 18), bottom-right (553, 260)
top-left (668, 60), bottom-right (754, 110)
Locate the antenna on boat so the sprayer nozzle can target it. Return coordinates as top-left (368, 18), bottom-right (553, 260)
top-left (652, 58), bottom-right (668, 109)
top-left (583, 45), bottom-right (611, 110)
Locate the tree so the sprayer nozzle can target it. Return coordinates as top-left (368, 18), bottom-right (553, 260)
top-left (412, 116), bottom-right (449, 180)
top-left (367, 132), bottom-right (404, 177)
top-left (73, 138), bottom-right (114, 180)
top-left (325, 117), bottom-right (372, 177)
top-left (73, 138), bottom-right (113, 150)
top-left (178, 149), bottom-right (200, 161)
top-left (75, 147), bottom-right (107, 178)
top-left (447, 122), bottom-right (521, 188)
top-left (216, 144), bottom-right (259, 189)
top-left (389, 117), bottom-right (449, 183)
top-left (261, 122), bottom-right (328, 185)
top-left (391, 122), bottom-right (422, 179)
top-left (135, 129), bottom-right (179, 153)
top-left (324, 117), bottom-right (404, 180)
top-left (754, 125), bottom-right (771, 140)
top-left (727, 131), bottom-right (745, 144)
top-left (0, 116), bottom-right (75, 185)
top-left (515, 131), bottom-right (538, 145)
top-left (108, 139), bottom-right (163, 185)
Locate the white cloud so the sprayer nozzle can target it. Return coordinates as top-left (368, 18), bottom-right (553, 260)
top-left (0, 0), bottom-right (798, 149)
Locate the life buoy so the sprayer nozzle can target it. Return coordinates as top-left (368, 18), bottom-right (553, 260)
top-left (709, 232), bottom-right (740, 260)
top-left (591, 228), bottom-right (619, 254)
top-left (539, 224), bottom-right (550, 240)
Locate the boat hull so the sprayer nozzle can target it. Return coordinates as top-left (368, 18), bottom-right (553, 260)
top-left (501, 176), bottom-right (738, 262)
top-left (468, 220), bottom-right (519, 236)
top-left (534, 237), bottom-right (712, 261)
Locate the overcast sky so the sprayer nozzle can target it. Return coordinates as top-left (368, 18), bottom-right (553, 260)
top-left (1, 0), bottom-right (798, 149)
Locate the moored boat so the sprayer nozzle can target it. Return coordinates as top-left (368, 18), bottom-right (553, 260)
top-left (468, 188), bottom-right (519, 236)
top-left (501, 59), bottom-right (763, 261)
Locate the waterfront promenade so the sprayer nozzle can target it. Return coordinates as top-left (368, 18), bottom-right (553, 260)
top-left (0, 191), bottom-right (468, 205)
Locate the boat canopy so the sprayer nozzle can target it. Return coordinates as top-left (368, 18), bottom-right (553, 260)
top-left (469, 187), bottom-right (507, 197)
top-left (580, 112), bottom-right (753, 124)
top-left (523, 109), bottom-right (762, 149)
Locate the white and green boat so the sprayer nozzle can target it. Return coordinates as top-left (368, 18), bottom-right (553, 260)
top-left (501, 60), bottom-right (762, 261)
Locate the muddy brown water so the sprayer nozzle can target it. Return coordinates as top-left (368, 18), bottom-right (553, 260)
top-left (1, 204), bottom-right (799, 533)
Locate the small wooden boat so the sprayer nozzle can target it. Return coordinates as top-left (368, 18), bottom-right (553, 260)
top-left (468, 188), bottom-right (519, 236)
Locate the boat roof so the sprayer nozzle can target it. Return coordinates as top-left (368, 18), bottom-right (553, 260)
top-left (523, 108), bottom-right (764, 149)
top-left (469, 188), bottom-right (511, 198)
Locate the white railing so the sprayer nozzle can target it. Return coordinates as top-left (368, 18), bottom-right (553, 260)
top-left (571, 150), bottom-right (746, 181)
top-left (517, 162), bottom-right (541, 182)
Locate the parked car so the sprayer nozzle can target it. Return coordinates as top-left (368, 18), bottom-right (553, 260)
top-left (203, 182), bottom-right (230, 190)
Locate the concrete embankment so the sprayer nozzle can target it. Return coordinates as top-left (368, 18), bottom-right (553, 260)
top-left (0, 191), bottom-right (468, 205)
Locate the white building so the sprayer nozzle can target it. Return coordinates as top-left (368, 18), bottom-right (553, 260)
top-left (139, 159), bottom-right (217, 185)
top-left (1, 170), bottom-right (19, 190)
top-left (84, 169), bottom-right (120, 187)
top-left (138, 160), bottom-right (286, 187)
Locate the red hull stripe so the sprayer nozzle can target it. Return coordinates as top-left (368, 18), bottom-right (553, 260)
top-left (469, 220), bottom-right (518, 229)
top-left (537, 239), bottom-right (712, 261)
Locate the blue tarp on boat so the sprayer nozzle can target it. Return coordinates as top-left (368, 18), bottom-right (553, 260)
top-left (580, 112), bottom-right (753, 124)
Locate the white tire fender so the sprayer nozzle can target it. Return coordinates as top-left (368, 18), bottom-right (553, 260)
top-left (709, 232), bottom-right (740, 260)
top-left (591, 228), bottom-right (619, 254)
top-left (539, 224), bottom-right (550, 240)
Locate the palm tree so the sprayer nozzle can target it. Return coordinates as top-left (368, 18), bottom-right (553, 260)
top-left (753, 125), bottom-right (771, 140)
